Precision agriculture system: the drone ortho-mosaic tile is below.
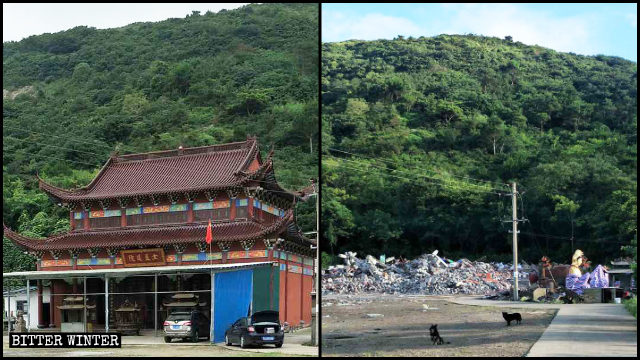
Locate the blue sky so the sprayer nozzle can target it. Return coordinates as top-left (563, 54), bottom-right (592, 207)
top-left (323, 3), bottom-right (637, 62)
top-left (3, 4), bottom-right (248, 43)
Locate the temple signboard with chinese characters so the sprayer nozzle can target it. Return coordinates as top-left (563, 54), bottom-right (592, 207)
top-left (121, 248), bottom-right (166, 267)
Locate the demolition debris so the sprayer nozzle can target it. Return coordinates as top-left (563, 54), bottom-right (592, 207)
top-left (322, 251), bottom-right (532, 295)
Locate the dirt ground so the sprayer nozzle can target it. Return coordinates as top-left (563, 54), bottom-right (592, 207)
top-left (321, 294), bottom-right (557, 357)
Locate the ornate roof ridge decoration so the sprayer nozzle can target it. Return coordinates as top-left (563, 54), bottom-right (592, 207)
top-left (3, 211), bottom-right (297, 251)
top-left (37, 156), bottom-right (114, 196)
top-left (286, 219), bottom-right (317, 247)
top-left (3, 223), bottom-right (45, 249)
top-left (294, 182), bottom-right (317, 200)
top-left (241, 152), bottom-right (315, 204)
top-left (37, 138), bottom-right (269, 202)
top-left (114, 137), bottom-right (256, 163)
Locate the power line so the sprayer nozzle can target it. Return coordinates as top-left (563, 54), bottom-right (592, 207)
top-left (519, 231), bottom-right (629, 245)
top-left (5, 130), bottom-right (310, 192)
top-left (327, 154), bottom-right (507, 195)
top-left (333, 161), bottom-right (504, 196)
top-left (6, 135), bottom-right (113, 158)
top-left (3, 124), bottom-right (125, 152)
top-left (3, 146), bottom-right (303, 197)
top-left (328, 147), bottom-right (511, 190)
top-left (332, 157), bottom-right (631, 248)
top-left (4, 123), bottom-right (305, 158)
top-left (4, 134), bottom-right (306, 190)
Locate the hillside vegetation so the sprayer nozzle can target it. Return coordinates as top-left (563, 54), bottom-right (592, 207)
top-left (322, 34), bottom-right (637, 265)
top-left (3, 3), bottom-right (319, 273)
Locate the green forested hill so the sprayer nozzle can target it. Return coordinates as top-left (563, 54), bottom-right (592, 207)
top-left (322, 34), bottom-right (636, 266)
top-left (3, 3), bottom-right (318, 273)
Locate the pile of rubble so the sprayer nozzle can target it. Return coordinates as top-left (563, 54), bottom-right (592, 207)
top-left (322, 251), bottom-right (532, 296)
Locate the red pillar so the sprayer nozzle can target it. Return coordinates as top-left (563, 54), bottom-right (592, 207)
top-left (248, 197), bottom-right (254, 219)
top-left (70, 212), bottom-right (75, 231)
top-left (83, 210), bottom-right (90, 230)
top-left (269, 247), bottom-right (274, 310)
top-left (284, 252), bottom-right (288, 325)
top-left (230, 199), bottom-right (236, 220)
top-left (37, 280), bottom-right (45, 328)
top-left (300, 258), bottom-right (304, 326)
top-left (120, 209), bottom-right (126, 228)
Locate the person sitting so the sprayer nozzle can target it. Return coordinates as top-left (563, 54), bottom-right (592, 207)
top-left (565, 249), bottom-right (608, 295)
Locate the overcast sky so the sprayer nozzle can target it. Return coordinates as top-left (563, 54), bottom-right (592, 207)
top-left (323, 3), bottom-right (637, 62)
top-left (3, 3), bottom-right (249, 42)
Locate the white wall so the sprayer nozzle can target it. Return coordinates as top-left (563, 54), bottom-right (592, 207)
top-left (4, 287), bottom-right (50, 330)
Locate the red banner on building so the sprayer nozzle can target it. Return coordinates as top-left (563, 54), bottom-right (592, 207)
top-left (121, 248), bottom-right (166, 267)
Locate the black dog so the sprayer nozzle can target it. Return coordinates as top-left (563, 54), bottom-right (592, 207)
top-left (502, 312), bottom-right (522, 326)
top-left (429, 324), bottom-right (450, 345)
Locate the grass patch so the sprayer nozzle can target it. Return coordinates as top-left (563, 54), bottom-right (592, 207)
top-left (623, 297), bottom-right (636, 318)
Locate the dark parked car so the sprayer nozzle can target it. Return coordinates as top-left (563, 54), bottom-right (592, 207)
top-left (163, 310), bottom-right (209, 343)
top-left (224, 310), bottom-right (284, 348)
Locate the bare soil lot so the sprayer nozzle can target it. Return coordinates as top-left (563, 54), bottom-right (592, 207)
top-left (322, 294), bottom-right (556, 357)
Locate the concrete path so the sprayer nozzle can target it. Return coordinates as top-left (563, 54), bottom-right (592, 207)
top-left (450, 296), bottom-right (637, 357)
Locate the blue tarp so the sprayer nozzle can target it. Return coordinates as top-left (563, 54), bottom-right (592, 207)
top-left (565, 265), bottom-right (610, 295)
top-left (212, 269), bottom-right (253, 342)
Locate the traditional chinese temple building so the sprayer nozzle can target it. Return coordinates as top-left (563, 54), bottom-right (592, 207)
top-left (3, 137), bottom-right (316, 342)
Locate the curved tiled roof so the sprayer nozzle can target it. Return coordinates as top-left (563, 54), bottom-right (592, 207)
top-left (38, 138), bottom-right (264, 201)
top-left (3, 212), bottom-right (298, 251)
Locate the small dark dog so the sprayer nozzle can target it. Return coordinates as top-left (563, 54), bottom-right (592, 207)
top-left (502, 312), bottom-right (522, 326)
top-left (429, 324), bottom-right (450, 345)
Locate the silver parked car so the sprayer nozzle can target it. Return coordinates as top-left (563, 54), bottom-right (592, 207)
top-left (163, 310), bottom-right (209, 343)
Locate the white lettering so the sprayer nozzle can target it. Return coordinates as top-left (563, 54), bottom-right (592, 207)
top-left (10, 334), bottom-right (68, 347)
top-left (110, 334), bottom-right (120, 346)
top-left (101, 336), bottom-right (108, 346)
top-left (67, 334), bottom-right (77, 346)
top-left (11, 335), bottom-right (20, 347)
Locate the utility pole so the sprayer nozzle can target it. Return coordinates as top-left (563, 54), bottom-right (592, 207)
top-left (511, 182), bottom-right (519, 301)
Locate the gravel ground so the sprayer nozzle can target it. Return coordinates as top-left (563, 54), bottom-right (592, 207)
top-left (321, 294), bottom-right (556, 357)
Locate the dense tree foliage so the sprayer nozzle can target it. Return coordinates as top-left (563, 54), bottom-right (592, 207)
top-left (322, 34), bottom-right (636, 267)
top-left (3, 3), bottom-right (319, 274)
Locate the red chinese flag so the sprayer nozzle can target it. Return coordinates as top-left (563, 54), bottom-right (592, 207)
top-left (206, 219), bottom-right (213, 244)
